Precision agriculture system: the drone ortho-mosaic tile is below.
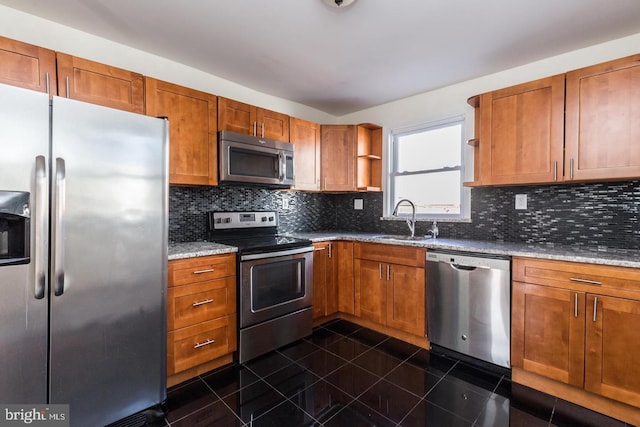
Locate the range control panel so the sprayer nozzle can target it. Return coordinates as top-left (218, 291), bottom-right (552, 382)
top-left (211, 211), bottom-right (277, 230)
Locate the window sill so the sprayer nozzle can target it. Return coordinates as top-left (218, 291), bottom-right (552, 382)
top-left (380, 216), bottom-right (472, 224)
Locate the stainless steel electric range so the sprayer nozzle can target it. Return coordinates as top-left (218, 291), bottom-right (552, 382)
top-left (207, 211), bottom-right (314, 364)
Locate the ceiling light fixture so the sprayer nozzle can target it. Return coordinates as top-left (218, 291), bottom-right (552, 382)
top-left (321, 0), bottom-right (357, 8)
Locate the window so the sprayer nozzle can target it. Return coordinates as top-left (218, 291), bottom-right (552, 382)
top-left (388, 117), bottom-right (468, 220)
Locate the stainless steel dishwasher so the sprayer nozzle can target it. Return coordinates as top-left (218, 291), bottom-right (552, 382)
top-left (426, 250), bottom-right (511, 369)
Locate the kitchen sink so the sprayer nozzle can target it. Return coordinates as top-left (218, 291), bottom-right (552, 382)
top-left (372, 234), bottom-right (428, 241)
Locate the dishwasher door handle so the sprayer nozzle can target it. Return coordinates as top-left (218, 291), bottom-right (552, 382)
top-left (450, 263), bottom-right (478, 271)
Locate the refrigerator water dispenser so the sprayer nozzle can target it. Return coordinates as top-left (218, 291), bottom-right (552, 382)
top-left (0, 190), bottom-right (30, 266)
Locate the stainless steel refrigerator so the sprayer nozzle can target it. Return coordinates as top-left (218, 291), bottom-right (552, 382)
top-left (0, 83), bottom-right (168, 426)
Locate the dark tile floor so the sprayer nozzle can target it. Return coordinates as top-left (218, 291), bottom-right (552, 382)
top-left (156, 320), bottom-right (632, 426)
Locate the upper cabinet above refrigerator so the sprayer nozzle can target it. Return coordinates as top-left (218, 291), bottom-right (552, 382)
top-left (0, 35), bottom-right (56, 95)
top-left (56, 53), bottom-right (145, 113)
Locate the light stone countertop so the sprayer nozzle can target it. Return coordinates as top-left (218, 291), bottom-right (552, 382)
top-left (286, 232), bottom-right (640, 269)
top-left (168, 241), bottom-right (237, 260)
top-left (168, 233), bottom-right (640, 268)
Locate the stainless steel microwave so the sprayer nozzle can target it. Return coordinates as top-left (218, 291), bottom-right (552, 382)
top-left (219, 130), bottom-right (294, 187)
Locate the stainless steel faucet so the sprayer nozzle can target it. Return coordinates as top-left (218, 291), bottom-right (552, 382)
top-left (426, 220), bottom-right (439, 239)
top-left (392, 199), bottom-right (416, 238)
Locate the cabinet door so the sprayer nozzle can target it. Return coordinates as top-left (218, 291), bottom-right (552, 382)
top-left (217, 97), bottom-right (256, 136)
top-left (312, 243), bottom-right (329, 320)
top-left (336, 241), bottom-right (355, 315)
top-left (257, 107), bottom-right (289, 141)
top-left (565, 54), bottom-right (640, 181)
top-left (585, 295), bottom-right (640, 406)
top-left (512, 282), bottom-right (585, 387)
top-left (56, 53), bottom-right (144, 113)
top-left (478, 75), bottom-right (564, 185)
top-left (145, 78), bottom-right (218, 185)
top-left (321, 125), bottom-right (356, 191)
top-left (0, 35), bottom-right (56, 94)
top-left (325, 243), bottom-right (338, 315)
top-left (387, 264), bottom-right (425, 337)
top-left (291, 117), bottom-right (321, 191)
top-left (354, 259), bottom-right (386, 325)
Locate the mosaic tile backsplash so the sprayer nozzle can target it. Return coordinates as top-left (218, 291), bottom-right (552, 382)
top-left (169, 180), bottom-right (639, 250)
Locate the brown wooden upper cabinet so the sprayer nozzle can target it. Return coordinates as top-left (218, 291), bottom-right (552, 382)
top-left (290, 117), bottom-right (321, 191)
top-left (218, 97), bottom-right (289, 141)
top-left (0, 35), bottom-right (56, 94)
top-left (145, 78), bottom-right (218, 186)
top-left (320, 123), bottom-right (382, 192)
top-left (56, 53), bottom-right (144, 114)
top-left (565, 54), bottom-right (640, 182)
top-left (467, 54), bottom-right (640, 186)
top-left (470, 75), bottom-right (565, 186)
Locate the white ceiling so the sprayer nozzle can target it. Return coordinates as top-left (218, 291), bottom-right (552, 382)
top-left (2, 0), bottom-right (640, 116)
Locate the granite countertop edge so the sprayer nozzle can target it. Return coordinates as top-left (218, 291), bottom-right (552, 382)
top-left (168, 242), bottom-right (238, 260)
top-left (168, 233), bottom-right (640, 268)
top-left (287, 232), bottom-right (640, 269)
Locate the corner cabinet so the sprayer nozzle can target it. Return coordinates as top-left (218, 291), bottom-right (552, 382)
top-left (320, 123), bottom-right (382, 192)
top-left (291, 117), bottom-right (321, 191)
top-left (145, 78), bottom-right (218, 186)
top-left (0, 35), bottom-right (56, 94)
top-left (56, 53), bottom-right (144, 113)
top-left (565, 54), bottom-right (640, 181)
top-left (512, 257), bottom-right (640, 423)
top-left (167, 254), bottom-right (237, 387)
top-left (353, 243), bottom-right (426, 337)
top-left (218, 97), bottom-right (289, 141)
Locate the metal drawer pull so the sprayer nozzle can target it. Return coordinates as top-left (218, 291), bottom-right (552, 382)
top-left (570, 277), bottom-right (602, 286)
top-left (386, 264), bottom-right (390, 281)
top-left (192, 298), bottom-right (215, 307)
top-left (193, 268), bottom-right (215, 274)
top-left (574, 293), bottom-right (578, 318)
top-left (378, 263), bottom-right (382, 279)
top-left (593, 297), bottom-right (598, 322)
top-left (194, 339), bottom-right (216, 349)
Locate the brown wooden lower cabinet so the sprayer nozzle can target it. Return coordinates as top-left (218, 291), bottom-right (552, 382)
top-left (584, 294), bottom-right (640, 407)
top-left (167, 253), bottom-right (237, 385)
top-left (353, 243), bottom-right (426, 337)
top-left (312, 241), bottom-right (338, 320)
top-left (511, 256), bottom-right (640, 423)
top-left (167, 315), bottom-right (236, 376)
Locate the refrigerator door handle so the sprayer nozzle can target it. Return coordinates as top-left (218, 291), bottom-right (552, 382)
top-left (53, 157), bottom-right (66, 297)
top-left (34, 155), bottom-right (47, 299)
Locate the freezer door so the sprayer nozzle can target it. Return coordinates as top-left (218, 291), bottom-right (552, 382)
top-left (0, 84), bottom-right (49, 404)
top-left (49, 97), bottom-right (168, 426)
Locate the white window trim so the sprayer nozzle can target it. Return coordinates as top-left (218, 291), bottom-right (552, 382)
top-left (383, 114), bottom-right (472, 222)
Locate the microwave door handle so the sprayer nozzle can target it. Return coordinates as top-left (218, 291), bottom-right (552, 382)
top-left (279, 152), bottom-right (285, 181)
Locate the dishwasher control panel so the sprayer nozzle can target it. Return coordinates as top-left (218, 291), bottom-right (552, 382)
top-left (426, 251), bottom-right (510, 270)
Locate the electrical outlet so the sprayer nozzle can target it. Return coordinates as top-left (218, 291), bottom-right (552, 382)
top-left (354, 199), bottom-right (364, 210)
top-left (515, 194), bottom-right (527, 210)
top-left (282, 199), bottom-right (290, 210)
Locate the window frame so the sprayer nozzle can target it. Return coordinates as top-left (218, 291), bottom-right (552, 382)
top-left (386, 115), bottom-right (470, 221)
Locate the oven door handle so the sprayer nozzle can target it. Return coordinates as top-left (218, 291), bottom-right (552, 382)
top-left (240, 246), bottom-right (314, 261)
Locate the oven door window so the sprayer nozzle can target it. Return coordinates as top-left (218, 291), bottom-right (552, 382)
top-left (250, 258), bottom-right (305, 311)
top-left (229, 146), bottom-right (279, 180)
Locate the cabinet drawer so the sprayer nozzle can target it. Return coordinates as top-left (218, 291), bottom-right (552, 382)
top-left (513, 257), bottom-right (640, 297)
top-left (168, 277), bottom-right (236, 331)
top-left (167, 315), bottom-right (237, 375)
top-left (169, 254), bottom-right (235, 287)
top-left (354, 243), bottom-right (425, 267)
